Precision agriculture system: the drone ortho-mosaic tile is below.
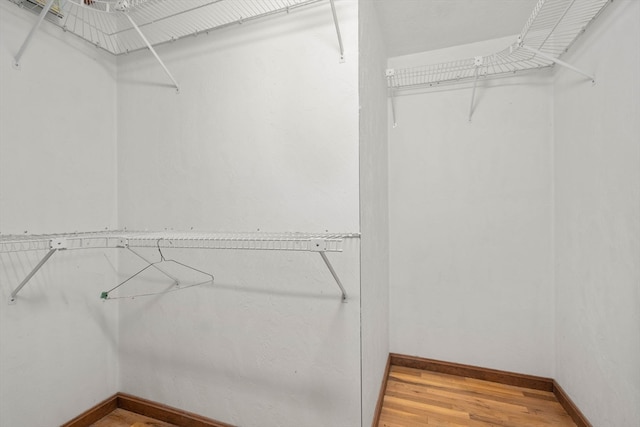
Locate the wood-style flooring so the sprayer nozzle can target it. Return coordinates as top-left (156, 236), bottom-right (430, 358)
top-left (90, 408), bottom-right (178, 427)
top-left (378, 365), bottom-right (577, 427)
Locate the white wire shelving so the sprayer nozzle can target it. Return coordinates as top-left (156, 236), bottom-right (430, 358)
top-left (9, 0), bottom-right (345, 90)
top-left (1, 230), bottom-right (360, 303)
top-left (13, 0), bottom-right (328, 55)
top-left (386, 0), bottom-right (612, 123)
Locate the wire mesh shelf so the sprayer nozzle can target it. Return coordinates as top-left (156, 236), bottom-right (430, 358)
top-left (11, 0), bottom-right (325, 55)
top-left (0, 230), bottom-right (360, 253)
top-left (386, 0), bottom-right (611, 90)
top-left (2, 230), bottom-right (359, 302)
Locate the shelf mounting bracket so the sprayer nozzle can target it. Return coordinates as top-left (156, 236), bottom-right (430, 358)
top-left (309, 238), bottom-right (347, 301)
top-left (329, 0), bottom-right (344, 62)
top-left (13, 0), bottom-right (56, 69)
top-left (125, 13), bottom-right (180, 92)
top-left (319, 252), bottom-right (347, 302)
top-left (468, 57), bottom-right (483, 122)
top-left (386, 69), bottom-right (398, 128)
top-left (9, 247), bottom-right (57, 304)
top-left (521, 44), bottom-right (595, 83)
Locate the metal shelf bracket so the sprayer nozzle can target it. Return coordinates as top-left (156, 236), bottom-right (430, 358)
top-left (8, 238), bottom-right (65, 304)
top-left (309, 238), bottom-right (347, 302)
top-left (520, 44), bottom-right (595, 83)
top-left (468, 56), bottom-right (483, 122)
top-left (386, 69), bottom-right (398, 128)
top-left (329, 0), bottom-right (344, 62)
top-left (13, 0), bottom-right (56, 69)
top-left (125, 13), bottom-right (180, 93)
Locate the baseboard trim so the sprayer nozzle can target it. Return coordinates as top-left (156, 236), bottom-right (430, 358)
top-left (61, 394), bottom-right (118, 427)
top-left (382, 353), bottom-right (591, 427)
top-left (553, 380), bottom-right (593, 427)
top-left (390, 353), bottom-right (553, 391)
top-left (371, 354), bottom-right (391, 427)
top-left (61, 392), bottom-right (234, 427)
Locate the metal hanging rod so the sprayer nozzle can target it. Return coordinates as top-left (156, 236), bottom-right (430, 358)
top-left (1, 230), bottom-right (359, 303)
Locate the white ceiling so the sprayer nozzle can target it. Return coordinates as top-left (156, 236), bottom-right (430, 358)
top-left (372, 0), bottom-right (540, 58)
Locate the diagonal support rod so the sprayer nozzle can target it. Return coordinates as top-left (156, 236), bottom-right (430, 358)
top-left (319, 251), bottom-right (347, 302)
top-left (390, 88), bottom-right (398, 128)
top-left (9, 248), bottom-right (57, 304)
top-left (13, 0), bottom-right (57, 69)
top-left (469, 67), bottom-right (480, 122)
top-left (521, 44), bottom-right (595, 82)
top-left (125, 14), bottom-right (180, 92)
top-left (329, 0), bottom-right (344, 62)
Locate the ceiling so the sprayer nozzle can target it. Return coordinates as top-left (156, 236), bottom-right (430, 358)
top-left (372, 0), bottom-right (540, 58)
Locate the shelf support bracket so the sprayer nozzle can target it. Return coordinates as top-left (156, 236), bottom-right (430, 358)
top-left (468, 57), bottom-right (482, 122)
top-left (319, 251), bottom-right (347, 302)
top-left (329, 0), bottom-right (344, 62)
top-left (521, 44), bottom-right (595, 82)
top-left (13, 0), bottom-right (57, 69)
top-left (390, 90), bottom-right (398, 128)
top-left (9, 248), bottom-right (57, 304)
top-left (386, 69), bottom-right (398, 128)
top-left (125, 14), bottom-right (180, 92)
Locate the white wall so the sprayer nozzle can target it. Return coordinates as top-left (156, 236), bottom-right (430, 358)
top-left (388, 39), bottom-right (555, 377)
top-left (553, 1), bottom-right (640, 425)
top-left (116, 2), bottom-right (361, 426)
top-left (0, 2), bottom-right (119, 425)
top-left (358, 1), bottom-right (389, 425)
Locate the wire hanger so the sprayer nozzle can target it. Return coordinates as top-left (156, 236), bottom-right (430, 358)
top-left (101, 239), bottom-right (214, 300)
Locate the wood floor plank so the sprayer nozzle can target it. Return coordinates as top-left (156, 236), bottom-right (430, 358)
top-left (90, 408), bottom-right (178, 427)
top-left (387, 375), bottom-right (567, 415)
top-left (379, 365), bottom-right (577, 427)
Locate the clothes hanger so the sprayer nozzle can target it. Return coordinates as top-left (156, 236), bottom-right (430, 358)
top-left (101, 238), bottom-right (214, 300)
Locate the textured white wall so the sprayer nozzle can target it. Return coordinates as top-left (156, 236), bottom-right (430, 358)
top-left (0, 2), bottom-right (119, 425)
top-left (553, 1), bottom-right (640, 425)
top-left (388, 39), bottom-right (555, 377)
top-left (116, 2), bottom-right (361, 426)
top-left (358, 1), bottom-right (389, 425)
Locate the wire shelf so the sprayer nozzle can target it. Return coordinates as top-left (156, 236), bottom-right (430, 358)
top-left (0, 230), bottom-right (360, 253)
top-left (1, 230), bottom-right (359, 302)
top-left (11, 0), bottom-right (325, 55)
top-left (386, 0), bottom-right (611, 90)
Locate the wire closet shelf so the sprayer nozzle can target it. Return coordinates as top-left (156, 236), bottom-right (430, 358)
top-left (0, 230), bottom-right (359, 253)
top-left (1, 230), bottom-right (360, 303)
top-left (386, 0), bottom-right (611, 90)
top-left (11, 0), bottom-right (326, 55)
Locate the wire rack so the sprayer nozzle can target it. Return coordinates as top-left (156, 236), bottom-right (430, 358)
top-left (0, 230), bottom-right (359, 253)
top-left (11, 0), bottom-right (325, 55)
top-left (386, 0), bottom-right (611, 89)
top-left (1, 230), bottom-right (359, 303)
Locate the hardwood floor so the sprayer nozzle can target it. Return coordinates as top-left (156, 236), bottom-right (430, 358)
top-left (378, 365), bottom-right (577, 427)
top-left (89, 408), bottom-right (178, 427)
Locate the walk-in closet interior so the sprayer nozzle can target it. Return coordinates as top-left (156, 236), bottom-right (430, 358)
top-left (0, 0), bottom-right (638, 426)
